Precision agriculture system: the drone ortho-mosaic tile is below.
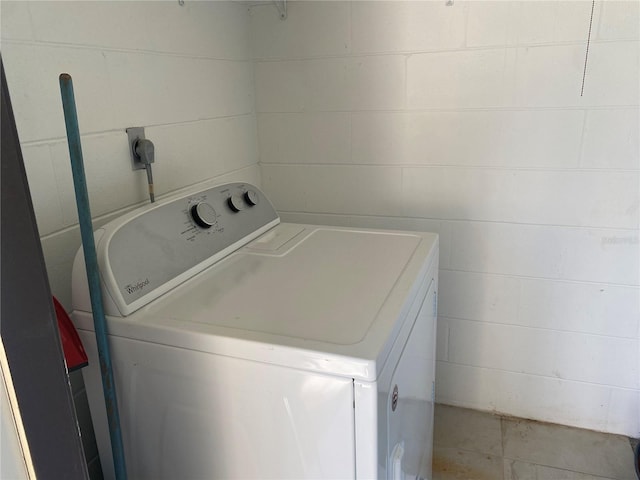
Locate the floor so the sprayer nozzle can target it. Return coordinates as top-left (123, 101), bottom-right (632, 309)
top-left (432, 405), bottom-right (638, 480)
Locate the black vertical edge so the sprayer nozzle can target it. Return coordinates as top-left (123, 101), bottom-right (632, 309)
top-left (1, 55), bottom-right (90, 479)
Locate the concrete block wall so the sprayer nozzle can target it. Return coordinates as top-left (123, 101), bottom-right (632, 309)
top-left (0, 1), bottom-right (260, 309)
top-left (1, 2), bottom-right (259, 476)
top-left (1, 0), bottom-right (638, 445)
top-left (252, 1), bottom-right (640, 436)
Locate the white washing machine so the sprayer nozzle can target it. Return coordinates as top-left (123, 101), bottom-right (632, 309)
top-left (71, 182), bottom-right (439, 480)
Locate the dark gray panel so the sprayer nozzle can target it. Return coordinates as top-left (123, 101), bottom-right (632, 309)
top-left (69, 369), bottom-right (86, 396)
top-left (1, 57), bottom-right (89, 479)
top-left (88, 457), bottom-right (105, 480)
top-left (74, 388), bottom-right (99, 462)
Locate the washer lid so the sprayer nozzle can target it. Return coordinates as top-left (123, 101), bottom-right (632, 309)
top-left (148, 227), bottom-right (422, 345)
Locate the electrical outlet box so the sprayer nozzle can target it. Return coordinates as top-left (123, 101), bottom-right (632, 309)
top-left (126, 127), bottom-right (147, 171)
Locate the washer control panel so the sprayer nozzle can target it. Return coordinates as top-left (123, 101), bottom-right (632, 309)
top-left (98, 183), bottom-right (278, 315)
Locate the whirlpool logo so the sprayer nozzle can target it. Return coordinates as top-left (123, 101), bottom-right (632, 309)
top-left (124, 278), bottom-right (150, 295)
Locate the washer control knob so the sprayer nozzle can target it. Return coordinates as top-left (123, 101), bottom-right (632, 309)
top-left (227, 193), bottom-right (246, 213)
top-left (244, 190), bottom-right (259, 206)
top-left (190, 202), bottom-right (217, 228)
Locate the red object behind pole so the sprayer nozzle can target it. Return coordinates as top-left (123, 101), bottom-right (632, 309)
top-left (53, 296), bottom-right (88, 372)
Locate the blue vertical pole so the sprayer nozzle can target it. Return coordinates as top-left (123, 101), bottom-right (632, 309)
top-left (59, 73), bottom-right (128, 480)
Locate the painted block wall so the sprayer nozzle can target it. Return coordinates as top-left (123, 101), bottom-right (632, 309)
top-left (0, 1), bottom-right (261, 310)
top-left (252, 1), bottom-right (640, 436)
top-left (1, 0), bottom-right (638, 444)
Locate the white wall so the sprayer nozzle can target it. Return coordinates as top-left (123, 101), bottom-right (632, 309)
top-left (1, 0), bottom-right (638, 440)
top-left (252, 1), bottom-right (640, 436)
top-left (0, 1), bottom-right (260, 309)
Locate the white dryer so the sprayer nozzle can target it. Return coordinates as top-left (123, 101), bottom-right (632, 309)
top-left (71, 182), bottom-right (439, 480)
